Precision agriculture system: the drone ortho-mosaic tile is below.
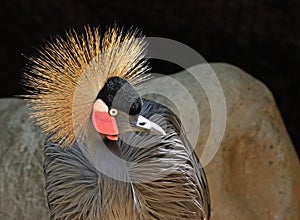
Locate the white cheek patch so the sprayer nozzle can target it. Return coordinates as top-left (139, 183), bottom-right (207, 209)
top-left (92, 99), bottom-right (119, 136)
top-left (93, 99), bottom-right (108, 112)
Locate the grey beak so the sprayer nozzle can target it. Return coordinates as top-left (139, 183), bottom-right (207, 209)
top-left (135, 115), bottom-right (166, 136)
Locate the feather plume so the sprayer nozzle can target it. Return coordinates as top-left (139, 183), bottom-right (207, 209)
top-left (23, 26), bottom-right (149, 147)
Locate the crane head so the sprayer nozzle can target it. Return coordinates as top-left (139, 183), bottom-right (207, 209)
top-left (92, 76), bottom-right (166, 141)
top-left (22, 26), bottom-right (156, 148)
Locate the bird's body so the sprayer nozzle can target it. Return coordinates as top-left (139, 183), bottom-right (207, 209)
top-left (23, 27), bottom-right (210, 219)
top-left (44, 100), bottom-right (209, 219)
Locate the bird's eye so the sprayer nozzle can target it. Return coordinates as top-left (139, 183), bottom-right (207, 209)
top-left (109, 108), bottom-right (118, 116)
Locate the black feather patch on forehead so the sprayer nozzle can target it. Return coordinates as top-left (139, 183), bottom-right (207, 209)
top-left (97, 77), bottom-right (142, 115)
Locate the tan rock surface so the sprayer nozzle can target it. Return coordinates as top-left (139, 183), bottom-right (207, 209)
top-left (205, 64), bottom-right (300, 219)
top-left (0, 63), bottom-right (299, 219)
top-left (144, 63), bottom-right (300, 219)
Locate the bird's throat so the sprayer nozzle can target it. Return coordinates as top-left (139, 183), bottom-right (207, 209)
top-left (103, 137), bottom-right (123, 158)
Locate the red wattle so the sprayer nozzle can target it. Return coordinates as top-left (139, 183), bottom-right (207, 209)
top-left (92, 111), bottom-right (119, 135)
top-left (106, 135), bottom-right (119, 141)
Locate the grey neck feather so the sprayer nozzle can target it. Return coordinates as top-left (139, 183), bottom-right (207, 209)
top-left (78, 123), bottom-right (131, 183)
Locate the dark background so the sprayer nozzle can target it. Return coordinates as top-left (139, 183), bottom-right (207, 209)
top-left (0, 0), bottom-right (299, 156)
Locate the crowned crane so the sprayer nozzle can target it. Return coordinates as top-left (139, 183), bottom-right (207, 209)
top-left (23, 26), bottom-right (210, 220)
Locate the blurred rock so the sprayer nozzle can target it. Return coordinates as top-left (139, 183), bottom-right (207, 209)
top-left (144, 63), bottom-right (300, 219)
top-left (205, 64), bottom-right (300, 219)
top-left (0, 99), bottom-right (48, 219)
top-left (0, 63), bottom-right (299, 219)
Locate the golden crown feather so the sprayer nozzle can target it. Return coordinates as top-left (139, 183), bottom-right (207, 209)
top-left (23, 26), bottom-right (149, 147)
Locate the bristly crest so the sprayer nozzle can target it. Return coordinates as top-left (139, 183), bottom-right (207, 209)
top-left (23, 26), bottom-right (149, 148)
